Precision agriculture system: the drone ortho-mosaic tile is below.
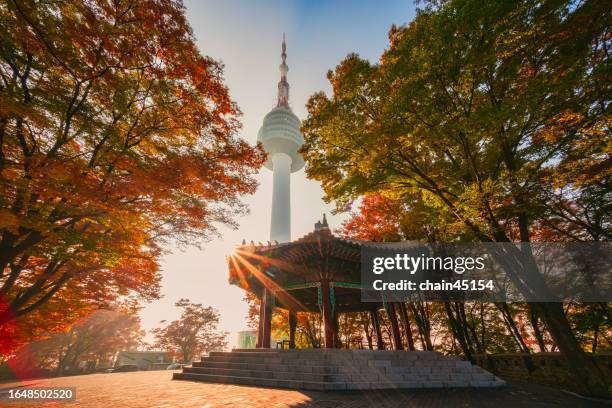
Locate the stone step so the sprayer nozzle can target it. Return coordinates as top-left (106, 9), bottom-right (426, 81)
top-left (173, 371), bottom-right (504, 390)
top-left (202, 353), bottom-right (455, 366)
top-left (177, 350), bottom-right (506, 390)
top-left (202, 355), bottom-right (470, 370)
top-left (184, 365), bottom-right (494, 383)
top-left (174, 372), bottom-right (350, 391)
top-left (193, 360), bottom-right (486, 379)
top-left (210, 350), bottom-right (446, 360)
top-left (198, 355), bottom-right (485, 375)
top-left (184, 366), bottom-right (339, 382)
top-left (201, 361), bottom-right (331, 373)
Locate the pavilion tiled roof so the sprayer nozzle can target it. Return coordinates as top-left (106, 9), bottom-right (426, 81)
top-left (228, 217), bottom-right (421, 312)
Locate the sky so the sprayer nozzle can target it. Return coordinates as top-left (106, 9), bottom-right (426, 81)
top-left (139, 0), bottom-right (417, 347)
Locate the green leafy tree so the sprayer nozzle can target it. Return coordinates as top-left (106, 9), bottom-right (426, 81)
top-left (302, 0), bottom-right (609, 396)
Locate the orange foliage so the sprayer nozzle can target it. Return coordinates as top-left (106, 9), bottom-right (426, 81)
top-left (0, 0), bottom-right (265, 355)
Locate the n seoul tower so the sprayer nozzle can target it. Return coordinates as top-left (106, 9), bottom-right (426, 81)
top-left (257, 35), bottom-right (304, 243)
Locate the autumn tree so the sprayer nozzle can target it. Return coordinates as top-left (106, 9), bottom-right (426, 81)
top-left (2, 305), bottom-right (142, 378)
top-left (0, 0), bottom-right (265, 353)
top-left (152, 299), bottom-right (227, 363)
top-left (339, 193), bottom-right (455, 242)
top-left (54, 309), bottom-right (142, 375)
top-left (302, 0), bottom-right (610, 396)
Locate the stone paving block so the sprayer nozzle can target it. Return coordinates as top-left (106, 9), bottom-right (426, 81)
top-left (451, 366), bottom-right (473, 373)
top-left (350, 373), bottom-right (380, 382)
top-left (324, 382), bottom-right (347, 391)
top-left (337, 366), bottom-right (356, 374)
top-left (407, 367), bottom-right (432, 374)
top-left (369, 382), bottom-right (394, 389)
top-left (205, 361), bottom-right (248, 369)
top-left (469, 380), bottom-right (502, 388)
top-left (344, 382), bottom-right (372, 390)
top-left (301, 381), bottom-right (327, 391)
top-left (402, 374), bottom-right (424, 382)
top-left (396, 381), bottom-right (424, 388)
top-left (7, 369), bottom-right (586, 408)
top-left (275, 379), bottom-right (303, 389)
top-left (445, 380), bottom-right (470, 387)
top-left (368, 359), bottom-right (391, 367)
top-left (449, 375), bottom-right (471, 383)
top-left (324, 374), bottom-right (347, 382)
top-left (327, 365), bottom-right (342, 374)
top-left (471, 373), bottom-right (495, 381)
top-left (384, 373), bottom-right (404, 381)
top-left (236, 377), bottom-right (259, 386)
top-left (426, 381), bottom-right (446, 388)
top-left (427, 374), bottom-right (451, 381)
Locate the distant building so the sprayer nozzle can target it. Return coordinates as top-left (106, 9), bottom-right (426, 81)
top-left (113, 351), bottom-right (172, 370)
top-left (236, 330), bottom-right (257, 349)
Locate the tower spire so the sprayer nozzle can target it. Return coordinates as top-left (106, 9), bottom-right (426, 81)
top-left (277, 33), bottom-right (290, 107)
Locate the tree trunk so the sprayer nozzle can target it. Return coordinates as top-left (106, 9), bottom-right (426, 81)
top-left (288, 310), bottom-right (297, 349)
top-left (528, 304), bottom-right (547, 353)
top-left (363, 314), bottom-right (374, 350)
top-left (370, 309), bottom-right (384, 350)
top-left (409, 302), bottom-right (433, 351)
top-left (459, 302), bottom-right (481, 353)
top-left (478, 304), bottom-right (485, 353)
top-left (494, 238), bottom-right (609, 396)
top-left (496, 302), bottom-right (530, 353)
top-left (592, 321), bottom-right (598, 354)
top-left (398, 302), bottom-right (415, 351)
top-left (366, 332), bottom-right (373, 350)
top-left (443, 301), bottom-right (474, 363)
top-left (534, 302), bottom-right (609, 397)
top-left (386, 303), bottom-right (403, 350)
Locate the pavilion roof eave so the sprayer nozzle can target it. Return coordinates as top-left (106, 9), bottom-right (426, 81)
top-left (227, 226), bottom-right (421, 310)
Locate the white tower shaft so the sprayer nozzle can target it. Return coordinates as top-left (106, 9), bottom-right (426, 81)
top-left (270, 153), bottom-right (292, 242)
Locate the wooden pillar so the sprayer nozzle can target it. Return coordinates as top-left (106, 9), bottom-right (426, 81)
top-left (261, 288), bottom-right (272, 348)
top-left (333, 312), bottom-right (341, 348)
top-left (370, 308), bottom-right (384, 350)
top-left (256, 296), bottom-right (264, 348)
top-left (288, 310), bottom-right (297, 349)
top-left (398, 302), bottom-right (415, 351)
top-left (387, 303), bottom-right (403, 350)
top-left (320, 280), bottom-right (335, 348)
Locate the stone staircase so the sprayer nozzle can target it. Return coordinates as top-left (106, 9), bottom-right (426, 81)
top-left (172, 349), bottom-right (506, 391)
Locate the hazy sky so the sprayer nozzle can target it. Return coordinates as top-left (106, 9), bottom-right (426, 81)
top-left (139, 0), bottom-right (416, 346)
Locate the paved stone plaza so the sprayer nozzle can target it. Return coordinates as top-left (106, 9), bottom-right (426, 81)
top-left (0, 370), bottom-right (607, 407)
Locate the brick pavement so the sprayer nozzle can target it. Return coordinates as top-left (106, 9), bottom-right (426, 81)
top-left (0, 370), bottom-right (607, 407)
